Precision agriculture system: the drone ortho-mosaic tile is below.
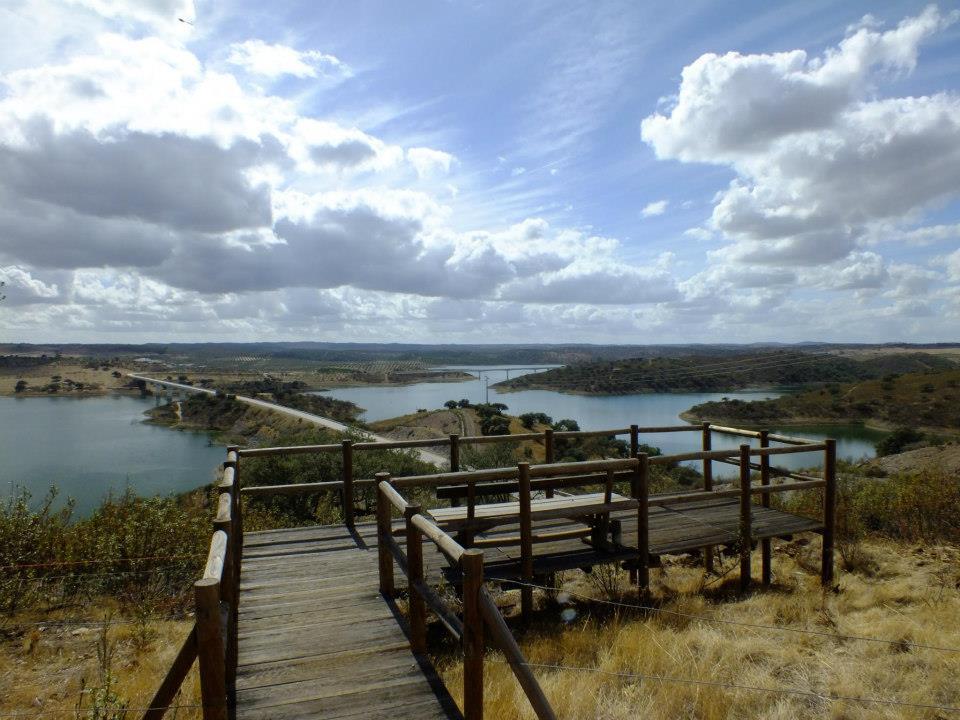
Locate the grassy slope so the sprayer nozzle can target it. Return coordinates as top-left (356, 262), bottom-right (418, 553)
top-left (683, 368), bottom-right (960, 431)
top-left (441, 540), bottom-right (960, 719)
top-left (496, 352), bottom-right (954, 395)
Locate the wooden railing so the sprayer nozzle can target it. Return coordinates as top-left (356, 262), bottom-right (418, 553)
top-left (143, 447), bottom-right (242, 720)
top-left (376, 474), bottom-right (558, 720)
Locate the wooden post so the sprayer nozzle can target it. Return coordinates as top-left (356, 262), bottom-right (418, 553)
top-left (630, 424), bottom-right (639, 460)
top-left (543, 429), bottom-right (555, 499)
top-left (760, 430), bottom-right (772, 586)
top-left (635, 454), bottom-right (650, 597)
top-left (212, 497), bottom-right (236, 699)
top-left (462, 549), bottom-right (485, 720)
top-left (449, 433), bottom-right (460, 472)
top-left (194, 578), bottom-right (228, 720)
top-left (518, 462), bottom-right (534, 622)
top-left (739, 444), bottom-right (752, 594)
top-left (341, 440), bottom-right (354, 527)
top-left (701, 423), bottom-right (714, 573)
top-left (375, 473), bottom-right (394, 597)
top-left (822, 438), bottom-right (837, 586)
top-left (405, 503), bottom-right (427, 654)
top-left (225, 448), bottom-right (242, 587)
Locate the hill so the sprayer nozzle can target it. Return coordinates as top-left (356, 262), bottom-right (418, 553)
top-left (682, 368), bottom-right (960, 431)
top-left (495, 351), bottom-right (955, 395)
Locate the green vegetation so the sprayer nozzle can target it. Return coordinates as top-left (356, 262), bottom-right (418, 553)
top-left (684, 368), bottom-right (960, 431)
top-left (497, 351), bottom-right (955, 395)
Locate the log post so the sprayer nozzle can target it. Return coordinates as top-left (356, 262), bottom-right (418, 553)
top-left (821, 438), bottom-right (837, 586)
top-left (212, 498), bottom-right (236, 699)
top-left (449, 433), bottom-right (460, 472)
top-left (518, 462), bottom-right (534, 623)
top-left (461, 549), bottom-right (485, 720)
top-left (635, 454), bottom-right (650, 597)
top-left (701, 423), bottom-right (714, 573)
top-left (375, 473), bottom-right (394, 597)
top-left (194, 578), bottom-right (228, 720)
top-left (543, 429), bottom-right (555, 498)
top-left (739, 444), bottom-right (752, 594)
top-left (405, 503), bottom-right (427, 654)
top-left (341, 440), bottom-right (354, 528)
top-left (225, 448), bottom-right (242, 587)
top-left (760, 430), bottom-right (772, 586)
top-left (630, 424), bottom-right (639, 461)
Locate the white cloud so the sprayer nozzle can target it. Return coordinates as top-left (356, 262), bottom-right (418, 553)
top-left (640, 200), bottom-right (668, 217)
top-left (227, 39), bottom-right (350, 80)
top-left (406, 147), bottom-right (456, 178)
top-left (641, 6), bottom-right (960, 274)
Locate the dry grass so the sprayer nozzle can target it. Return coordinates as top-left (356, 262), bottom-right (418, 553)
top-left (0, 615), bottom-right (202, 718)
top-left (441, 539), bottom-right (960, 719)
top-left (0, 362), bottom-right (126, 396)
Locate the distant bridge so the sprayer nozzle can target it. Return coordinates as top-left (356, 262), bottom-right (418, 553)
top-left (125, 374), bottom-right (449, 466)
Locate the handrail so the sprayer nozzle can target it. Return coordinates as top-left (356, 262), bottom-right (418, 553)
top-left (411, 513), bottom-right (465, 564)
top-left (478, 588), bottom-right (557, 720)
top-left (203, 530), bottom-right (228, 581)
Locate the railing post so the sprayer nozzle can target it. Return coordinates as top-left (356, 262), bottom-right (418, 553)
top-left (225, 447), bottom-right (241, 583)
top-left (760, 430), bottom-right (772, 586)
top-left (212, 493), bottom-right (236, 705)
top-left (739, 444), bottom-right (752, 594)
top-left (701, 423), bottom-right (714, 573)
top-left (629, 424), bottom-right (639, 460)
top-left (449, 433), bottom-right (460, 473)
top-left (405, 504), bottom-right (427, 654)
top-left (375, 473), bottom-right (394, 597)
top-left (635, 454), bottom-right (650, 597)
top-left (543, 429), bottom-right (554, 498)
top-left (822, 438), bottom-right (837, 586)
top-left (517, 462), bottom-right (534, 623)
top-left (341, 440), bottom-right (354, 527)
top-left (194, 578), bottom-right (228, 720)
top-left (462, 549), bottom-right (485, 720)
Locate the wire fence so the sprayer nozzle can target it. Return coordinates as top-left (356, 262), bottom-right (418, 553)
top-left (498, 578), bottom-right (960, 654)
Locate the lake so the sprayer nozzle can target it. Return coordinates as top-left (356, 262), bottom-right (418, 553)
top-left (315, 366), bottom-right (884, 473)
top-left (0, 394), bottom-right (224, 515)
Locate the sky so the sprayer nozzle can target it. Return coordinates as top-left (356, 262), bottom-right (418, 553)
top-left (1, 0), bottom-right (959, 345)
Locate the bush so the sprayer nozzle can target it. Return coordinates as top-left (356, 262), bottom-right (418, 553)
top-left (875, 427), bottom-right (924, 456)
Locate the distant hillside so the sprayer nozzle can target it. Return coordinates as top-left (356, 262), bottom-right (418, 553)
top-left (683, 368), bottom-right (960, 430)
top-left (495, 351), bottom-right (956, 395)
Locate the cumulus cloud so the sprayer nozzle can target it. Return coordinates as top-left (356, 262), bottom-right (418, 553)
top-left (642, 6), bottom-right (960, 268)
top-left (227, 40), bottom-right (350, 80)
top-left (641, 200), bottom-right (668, 217)
top-left (406, 147), bottom-right (456, 178)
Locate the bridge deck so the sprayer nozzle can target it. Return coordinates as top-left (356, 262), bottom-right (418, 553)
top-left (235, 526), bottom-right (463, 720)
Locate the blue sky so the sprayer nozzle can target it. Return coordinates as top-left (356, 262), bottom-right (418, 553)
top-left (1, 0), bottom-right (959, 343)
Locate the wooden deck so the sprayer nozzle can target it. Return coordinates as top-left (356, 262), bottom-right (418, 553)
top-left (233, 498), bottom-right (821, 718)
top-left (235, 525), bottom-right (463, 720)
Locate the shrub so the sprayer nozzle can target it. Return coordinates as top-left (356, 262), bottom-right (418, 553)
top-left (875, 427), bottom-right (924, 456)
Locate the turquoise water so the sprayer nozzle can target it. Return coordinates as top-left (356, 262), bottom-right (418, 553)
top-left (315, 367), bottom-right (883, 473)
top-left (0, 394), bottom-right (224, 516)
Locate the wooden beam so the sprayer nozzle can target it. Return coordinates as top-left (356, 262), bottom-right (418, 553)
top-left (822, 438), bottom-right (837, 586)
top-left (760, 430), bottom-right (771, 587)
top-left (518, 462), bottom-right (533, 623)
top-left (342, 440), bottom-right (354, 528)
top-left (194, 578), bottom-right (227, 720)
top-left (375, 474), bottom-right (394, 597)
top-left (739, 444), bottom-right (752, 594)
top-left (462, 550), bottom-right (484, 720)
top-left (405, 504), bottom-right (427, 654)
top-left (142, 628), bottom-right (198, 720)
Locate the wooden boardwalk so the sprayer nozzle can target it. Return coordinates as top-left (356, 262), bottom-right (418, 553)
top-left (233, 498), bottom-right (821, 718)
top-left (235, 525), bottom-right (463, 720)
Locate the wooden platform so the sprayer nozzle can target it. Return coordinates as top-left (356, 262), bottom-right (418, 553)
top-left (234, 500), bottom-right (821, 718)
top-left (235, 525), bottom-right (463, 720)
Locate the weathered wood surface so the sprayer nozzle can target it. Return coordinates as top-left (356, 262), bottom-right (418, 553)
top-left (426, 492), bottom-right (639, 529)
top-left (235, 526), bottom-right (462, 720)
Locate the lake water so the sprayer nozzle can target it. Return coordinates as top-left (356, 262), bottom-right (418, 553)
top-left (315, 366), bottom-right (884, 473)
top-left (0, 394), bottom-right (224, 516)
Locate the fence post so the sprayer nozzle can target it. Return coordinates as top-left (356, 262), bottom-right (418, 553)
top-left (760, 430), bottom-right (772, 586)
top-left (629, 424), bottom-right (639, 460)
top-left (450, 433), bottom-right (460, 472)
top-left (739, 444), bottom-right (752, 594)
top-left (212, 494), bottom-right (236, 703)
top-left (194, 578), bottom-right (228, 720)
top-left (405, 504), bottom-right (427, 654)
top-left (635, 454), bottom-right (650, 597)
top-left (543, 429), bottom-right (554, 498)
top-left (341, 440), bottom-right (355, 528)
top-left (518, 462), bottom-right (534, 623)
top-left (462, 549), bottom-right (485, 720)
top-left (701, 423), bottom-right (714, 573)
top-left (225, 448), bottom-right (242, 584)
top-left (375, 473), bottom-right (394, 597)
top-left (821, 438), bottom-right (837, 586)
